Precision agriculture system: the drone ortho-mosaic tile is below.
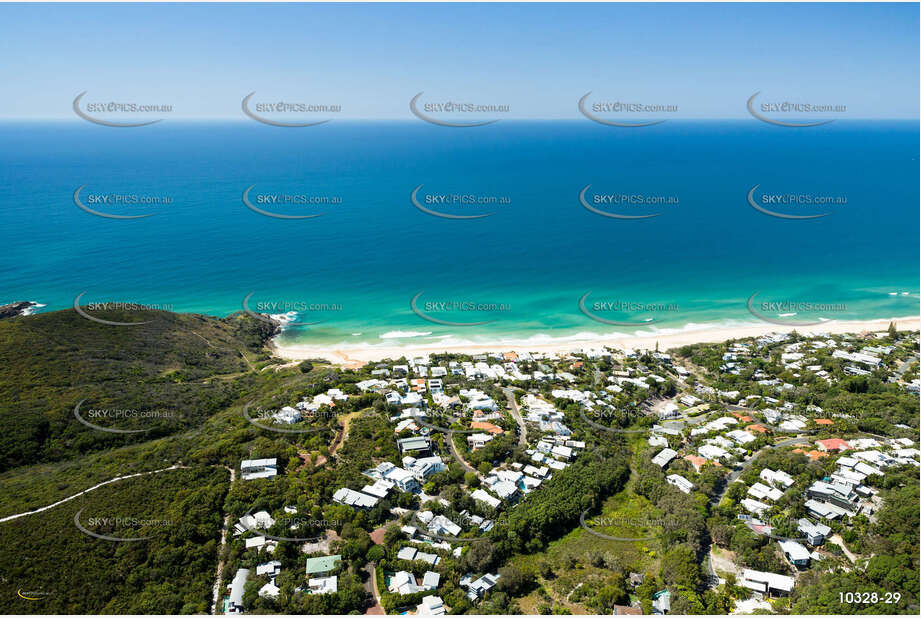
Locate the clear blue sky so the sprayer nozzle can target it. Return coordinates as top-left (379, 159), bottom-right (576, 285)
top-left (1, 2), bottom-right (917, 119)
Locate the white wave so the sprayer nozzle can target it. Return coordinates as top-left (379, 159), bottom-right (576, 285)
top-left (778, 312), bottom-right (797, 317)
top-left (351, 332), bottom-right (362, 336)
top-left (22, 302), bottom-right (46, 316)
top-left (270, 311), bottom-right (300, 328)
top-left (379, 330), bottom-right (433, 339)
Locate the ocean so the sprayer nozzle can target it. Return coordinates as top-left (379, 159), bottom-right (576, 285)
top-left (1, 120), bottom-right (918, 350)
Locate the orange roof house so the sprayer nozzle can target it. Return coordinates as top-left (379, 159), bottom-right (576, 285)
top-left (794, 448), bottom-right (828, 460)
top-left (470, 421), bottom-right (503, 435)
top-left (815, 419), bottom-right (834, 426)
top-left (503, 352), bottom-right (518, 361)
top-left (747, 424), bottom-right (769, 434)
top-left (816, 438), bottom-right (851, 452)
top-left (684, 454), bottom-right (721, 473)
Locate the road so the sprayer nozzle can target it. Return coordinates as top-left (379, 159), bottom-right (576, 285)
top-left (447, 431), bottom-right (480, 477)
top-left (502, 387), bottom-right (527, 447)
top-left (363, 563), bottom-right (385, 615)
top-left (892, 353), bottom-right (919, 382)
top-left (210, 466), bottom-right (236, 615)
top-left (710, 436), bottom-right (810, 505)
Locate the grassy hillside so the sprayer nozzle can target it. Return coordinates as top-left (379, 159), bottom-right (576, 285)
top-left (0, 465), bottom-right (229, 614)
top-left (0, 308), bottom-right (276, 472)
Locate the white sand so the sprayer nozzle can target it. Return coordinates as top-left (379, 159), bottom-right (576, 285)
top-left (273, 316), bottom-right (920, 368)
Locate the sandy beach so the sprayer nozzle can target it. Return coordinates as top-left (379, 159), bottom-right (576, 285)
top-left (273, 316), bottom-right (920, 368)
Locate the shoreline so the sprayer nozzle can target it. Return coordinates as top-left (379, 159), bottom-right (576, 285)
top-left (272, 315), bottom-right (921, 368)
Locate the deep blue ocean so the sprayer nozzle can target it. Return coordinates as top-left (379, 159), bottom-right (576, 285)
top-left (1, 120), bottom-right (917, 348)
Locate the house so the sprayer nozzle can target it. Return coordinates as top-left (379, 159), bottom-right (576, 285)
top-left (698, 444), bottom-right (730, 461)
top-left (245, 536), bottom-right (277, 552)
top-left (273, 406), bottom-right (302, 424)
top-left (333, 487), bottom-right (379, 509)
top-left (241, 458), bottom-right (278, 481)
top-left (464, 573), bottom-right (500, 601)
top-left (666, 474), bottom-right (695, 494)
top-left (726, 429), bottom-right (756, 445)
top-left (422, 571), bottom-right (441, 590)
top-left (417, 595), bottom-right (446, 615)
top-left (258, 582), bottom-right (280, 599)
top-left (816, 438), bottom-right (851, 452)
top-left (405, 455), bottom-right (447, 480)
top-left (652, 589), bottom-right (671, 614)
top-left (804, 499), bottom-right (849, 520)
top-left (398, 436), bottom-right (431, 455)
top-left (807, 481), bottom-right (857, 511)
top-left (470, 421), bottom-right (503, 435)
top-left (467, 433), bottom-right (495, 449)
top-left (389, 570), bottom-right (421, 595)
top-left (227, 568), bottom-right (250, 614)
top-left (797, 518), bottom-right (831, 546)
top-left (684, 455), bottom-right (715, 473)
top-left (383, 465), bottom-right (422, 493)
top-left (779, 540), bottom-right (811, 568)
top-left (741, 498), bottom-right (770, 516)
top-left (658, 403), bottom-right (681, 419)
top-left (760, 468), bottom-right (794, 488)
top-left (255, 561), bottom-right (281, 577)
top-left (471, 489), bottom-right (501, 509)
top-left (611, 605), bottom-right (643, 615)
top-left (740, 569), bottom-right (795, 596)
top-left (652, 448), bottom-right (678, 467)
top-left (748, 482), bottom-right (783, 502)
top-left (236, 510), bottom-right (275, 533)
top-left (307, 576), bottom-right (338, 594)
top-left (305, 555), bottom-right (341, 577)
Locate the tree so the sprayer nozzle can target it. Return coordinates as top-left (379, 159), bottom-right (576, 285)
top-left (660, 545), bottom-right (702, 589)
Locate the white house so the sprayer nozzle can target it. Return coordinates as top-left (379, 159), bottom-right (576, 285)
top-left (241, 458), bottom-right (278, 481)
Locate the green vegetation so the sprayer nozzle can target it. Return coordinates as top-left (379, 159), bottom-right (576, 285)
top-left (0, 466), bottom-right (228, 613)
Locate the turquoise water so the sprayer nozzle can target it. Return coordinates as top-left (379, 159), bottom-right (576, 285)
top-left (1, 120), bottom-right (917, 348)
